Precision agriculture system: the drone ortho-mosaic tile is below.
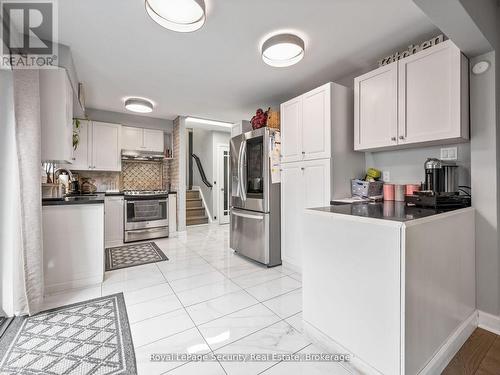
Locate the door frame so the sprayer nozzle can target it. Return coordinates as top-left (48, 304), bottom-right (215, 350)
top-left (215, 143), bottom-right (230, 224)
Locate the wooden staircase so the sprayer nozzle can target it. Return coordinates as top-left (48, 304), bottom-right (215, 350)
top-left (186, 190), bottom-right (209, 226)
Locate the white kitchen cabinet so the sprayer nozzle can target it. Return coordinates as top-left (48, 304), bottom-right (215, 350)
top-left (70, 120), bottom-right (90, 170)
top-left (143, 129), bottom-right (165, 152)
top-left (281, 159), bottom-right (330, 271)
top-left (40, 68), bottom-right (74, 163)
top-left (43, 204), bottom-right (104, 294)
top-left (92, 122), bottom-right (121, 170)
top-left (302, 84), bottom-right (331, 160)
top-left (120, 126), bottom-right (164, 152)
top-left (302, 207), bottom-right (475, 375)
top-left (354, 63), bottom-right (398, 150)
top-left (280, 96), bottom-right (302, 163)
top-left (105, 196), bottom-right (124, 247)
top-left (354, 40), bottom-right (469, 151)
top-left (397, 40), bottom-right (469, 145)
top-left (121, 126), bottom-right (143, 150)
top-left (281, 82), bottom-right (352, 163)
top-left (68, 121), bottom-right (121, 171)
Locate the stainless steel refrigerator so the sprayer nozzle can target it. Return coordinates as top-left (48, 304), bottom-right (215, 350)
top-left (230, 127), bottom-right (281, 267)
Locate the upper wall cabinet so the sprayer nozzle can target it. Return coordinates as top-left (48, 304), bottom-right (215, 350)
top-left (354, 40), bottom-right (469, 152)
top-left (70, 121), bottom-right (121, 171)
top-left (281, 83), bottom-right (332, 163)
top-left (121, 126), bottom-right (164, 152)
top-left (40, 68), bottom-right (74, 163)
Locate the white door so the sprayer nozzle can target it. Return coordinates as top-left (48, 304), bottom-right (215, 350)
top-left (92, 122), bottom-right (121, 171)
top-left (121, 126), bottom-right (143, 150)
top-left (216, 145), bottom-right (230, 224)
top-left (143, 129), bottom-right (164, 152)
top-left (280, 96), bottom-right (303, 163)
top-left (398, 40), bottom-right (467, 145)
top-left (354, 63), bottom-right (398, 151)
top-left (281, 163), bottom-right (304, 269)
top-left (302, 83), bottom-right (331, 161)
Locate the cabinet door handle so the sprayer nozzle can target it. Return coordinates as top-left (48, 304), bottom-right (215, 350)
top-left (399, 136), bottom-right (405, 140)
top-left (302, 151), bottom-right (305, 154)
top-left (391, 137), bottom-right (396, 141)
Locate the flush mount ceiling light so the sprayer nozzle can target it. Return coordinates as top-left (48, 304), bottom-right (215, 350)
top-left (124, 98), bottom-right (154, 113)
top-left (186, 117), bottom-right (233, 128)
top-left (261, 33), bottom-right (305, 67)
top-left (472, 60), bottom-right (490, 75)
top-left (145, 0), bottom-right (206, 33)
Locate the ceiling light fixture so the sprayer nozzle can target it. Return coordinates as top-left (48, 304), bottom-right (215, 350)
top-left (472, 60), bottom-right (490, 75)
top-left (145, 0), bottom-right (206, 33)
top-left (261, 33), bottom-right (305, 67)
top-left (124, 98), bottom-right (154, 113)
top-left (186, 117), bottom-right (234, 128)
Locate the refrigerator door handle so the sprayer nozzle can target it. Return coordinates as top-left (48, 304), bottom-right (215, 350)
top-left (236, 140), bottom-right (243, 197)
top-left (239, 140), bottom-right (247, 201)
top-left (231, 210), bottom-right (264, 220)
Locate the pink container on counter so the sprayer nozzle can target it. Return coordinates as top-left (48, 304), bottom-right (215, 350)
top-left (405, 184), bottom-right (421, 196)
top-left (383, 184), bottom-right (395, 201)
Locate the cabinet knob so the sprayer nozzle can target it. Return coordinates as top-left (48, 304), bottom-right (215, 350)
top-left (391, 137), bottom-right (396, 141)
top-left (301, 167), bottom-right (305, 171)
top-left (302, 151), bottom-right (305, 154)
top-left (72, 157), bottom-right (76, 161)
top-left (399, 136), bottom-right (405, 140)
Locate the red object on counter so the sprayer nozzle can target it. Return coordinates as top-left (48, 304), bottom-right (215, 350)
top-left (405, 184), bottom-right (421, 196)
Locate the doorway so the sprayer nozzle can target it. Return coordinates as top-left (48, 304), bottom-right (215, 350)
top-left (216, 144), bottom-right (230, 224)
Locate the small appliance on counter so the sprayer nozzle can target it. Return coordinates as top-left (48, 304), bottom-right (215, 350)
top-left (405, 158), bottom-right (471, 209)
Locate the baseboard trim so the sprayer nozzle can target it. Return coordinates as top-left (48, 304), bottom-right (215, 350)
top-left (478, 310), bottom-right (500, 335)
top-left (418, 310), bottom-right (477, 375)
top-left (282, 260), bottom-right (301, 274)
top-left (303, 320), bottom-right (384, 375)
top-left (304, 311), bottom-right (478, 375)
top-left (44, 276), bottom-right (103, 295)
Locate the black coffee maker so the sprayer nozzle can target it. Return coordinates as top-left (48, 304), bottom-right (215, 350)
top-left (424, 158), bottom-right (445, 193)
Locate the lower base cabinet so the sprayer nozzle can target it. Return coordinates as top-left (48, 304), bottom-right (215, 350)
top-left (280, 159), bottom-right (330, 271)
top-left (105, 196), bottom-right (124, 247)
top-left (43, 204), bottom-right (104, 294)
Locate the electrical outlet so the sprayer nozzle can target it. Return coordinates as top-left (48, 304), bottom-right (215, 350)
top-left (383, 171), bottom-right (390, 182)
top-left (440, 147), bottom-right (458, 161)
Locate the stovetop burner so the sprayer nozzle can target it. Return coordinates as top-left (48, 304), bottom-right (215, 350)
top-left (123, 190), bottom-right (168, 197)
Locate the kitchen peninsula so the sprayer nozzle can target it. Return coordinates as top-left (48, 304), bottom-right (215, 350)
top-left (302, 202), bottom-right (475, 375)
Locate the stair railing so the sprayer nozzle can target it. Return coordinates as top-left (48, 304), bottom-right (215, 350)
top-left (191, 154), bottom-right (213, 188)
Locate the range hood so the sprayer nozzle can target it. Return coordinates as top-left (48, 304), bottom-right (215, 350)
top-left (121, 150), bottom-right (164, 161)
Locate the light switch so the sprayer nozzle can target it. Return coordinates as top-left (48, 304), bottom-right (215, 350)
top-left (440, 147), bottom-right (458, 161)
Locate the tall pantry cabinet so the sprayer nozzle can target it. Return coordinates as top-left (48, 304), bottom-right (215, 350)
top-left (280, 82), bottom-right (364, 271)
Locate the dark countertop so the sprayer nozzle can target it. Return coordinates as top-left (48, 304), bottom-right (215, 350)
top-left (102, 191), bottom-right (177, 196)
top-left (42, 193), bottom-right (105, 206)
top-left (309, 201), bottom-right (460, 222)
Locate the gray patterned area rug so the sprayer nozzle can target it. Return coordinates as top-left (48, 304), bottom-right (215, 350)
top-left (0, 293), bottom-right (136, 375)
top-left (105, 242), bottom-right (168, 271)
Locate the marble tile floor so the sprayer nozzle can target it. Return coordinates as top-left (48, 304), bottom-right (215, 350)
top-left (42, 224), bottom-right (352, 375)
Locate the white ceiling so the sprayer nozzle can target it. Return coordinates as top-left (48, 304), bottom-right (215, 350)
top-left (55, 0), bottom-right (437, 122)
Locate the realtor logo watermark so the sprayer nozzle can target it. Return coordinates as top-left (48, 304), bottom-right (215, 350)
top-left (1, 0), bottom-right (58, 69)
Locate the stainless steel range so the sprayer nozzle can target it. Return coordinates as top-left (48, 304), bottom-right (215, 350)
top-left (124, 190), bottom-right (169, 242)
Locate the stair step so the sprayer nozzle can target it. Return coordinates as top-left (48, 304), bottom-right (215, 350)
top-left (186, 207), bottom-right (206, 217)
top-left (186, 198), bottom-right (203, 208)
top-left (186, 216), bottom-right (209, 225)
top-left (186, 190), bottom-right (200, 199)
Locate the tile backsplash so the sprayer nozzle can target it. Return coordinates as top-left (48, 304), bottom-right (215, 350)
top-left (122, 161), bottom-right (163, 190)
top-left (74, 160), bottom-right (170, 192)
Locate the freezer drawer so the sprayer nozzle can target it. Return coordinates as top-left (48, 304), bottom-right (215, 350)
top-left (230, 208), bottom-right (269, 265)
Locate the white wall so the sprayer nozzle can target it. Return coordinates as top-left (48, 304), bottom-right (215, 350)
top-left (86, 108), bottom-right (174, 132)
top-left (191, 129), bottom-right (230, 219)
top-left (470, 51), bottom-right (499, 315)
top-left (365, 143), bottom-right (471, 186)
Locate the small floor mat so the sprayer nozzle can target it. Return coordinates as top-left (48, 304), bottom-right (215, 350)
top-left (105, 242), bottom-right (168, 271)
top-left (0, 293), bottom-right (136, 374)
top-left (0, 317), bottom-right (12, 340)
